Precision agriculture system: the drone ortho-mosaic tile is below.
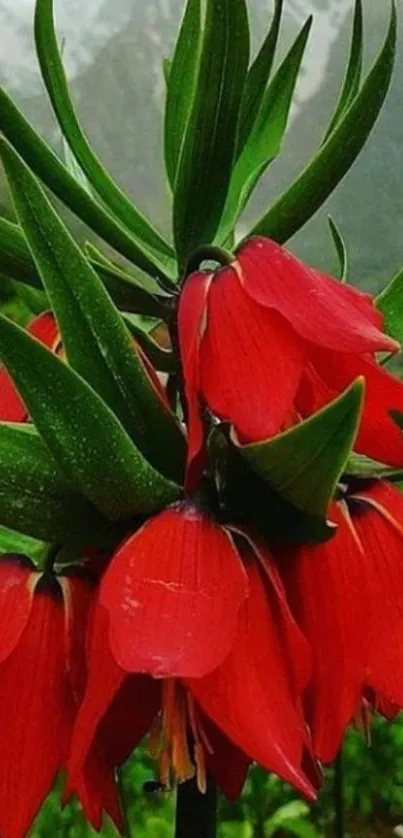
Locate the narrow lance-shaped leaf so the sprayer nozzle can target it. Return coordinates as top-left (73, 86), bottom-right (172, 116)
top-left (217, 16), bottom-right (312, 245)
top-left (236, 0), bottom-right (283, 155)
top-left (0, 85), bottom-right (175, 281)
top-left (328, 216), bottom-right (348, 283)
top-left (234, 379), bottom-right (364, 518)
top-left (376, 267), bottom-right (403, 344)
top-left (248, 2), bottom-right (396, 244)
top-left (173, 0), bottom-right (250, 268)
top-left (164, 0), bottom-right (202, 190)
top-left (0, 139), bottom-right (185, 483)
top-left (0, 423), bottom-right (110, 543)
top-left (0, 315), bottom-right (180, 520)
top-left (322, 0), bottom-right (363, 143)
top-left (0, 215), bottom-right (168, 318)
top-left (34, 0), bottom-right (174, 264)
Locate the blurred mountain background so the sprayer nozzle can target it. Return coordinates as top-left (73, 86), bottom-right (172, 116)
top-left (0, 0), bottom-right (401, 294)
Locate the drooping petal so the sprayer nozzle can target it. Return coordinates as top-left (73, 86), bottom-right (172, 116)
top-left (68, 605), bottom-right (160, 788)
top-left (178, 270), bottom-right (213, 491)
top-left (186, 560), bottom-right (315, 798)
top-left (0, 576), bottom-right (74, 838)
top-left (0, 312), bottom-right (59, 421)
top-left (234, 238), bottom-right (397, 354)
top-left (60, 569), bottom-right (95, 703)
top-left (202, 715), bottom-right (250, 800)
top-left (348, 481), bottom-right (403, 707)
top-left (200, 267), bottom-right (306, 440)
top-left (0, 556), bottom-right (35, 664)
top-left (298, 351), bottom-right (403, 466)
top-left (280, 503), bottom-right (366, 764)
top-left (100, 504), bottom-right (248, 678)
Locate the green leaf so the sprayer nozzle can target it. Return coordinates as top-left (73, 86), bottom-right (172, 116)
top-left (217, 16), bottom-right (312, 245)
top-left (0, 314), bottom-right (180, 520)
top-left (0, 525), bottom-right (45, 564)
top-left (322, 0), bottom-right (363, 142)
top-left (0, 84), bottom-right (175, 281)
top-left (62, 136), bottom-right (93, 196)
top-left (123, 314), bottom-right (175, 373)
top-left (0, 422), bottom-right (109, 542)
top-left (0, 216), bottom-right (40, 287)
top-left (235, 378), bottom-right (364, 517)
top-left (0, 215), bottom-right (169, 318)
top-left (248, 2), bottom-right (396, 244)
top-left (163, 58), bottom-right (172, 87)
top-left (328, 215), bottom-right (348, 282)
top-left (236, 0), bottom-right (283, 155)
top-left (173, 0), bottom-right (250, 268)
top-left (376, 267), bottom-right (403, 343)
top-left (345, 452), bottom-right (403, 480)
top-left (34, 0), bottom-right (174, 266)
top-left (164, 0), bottom-right (202, 190)
top-left (0, 139), bottom-right (185, 483)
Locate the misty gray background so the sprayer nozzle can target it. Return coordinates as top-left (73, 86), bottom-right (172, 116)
top-left (0, 0), bottom-right (401, 293)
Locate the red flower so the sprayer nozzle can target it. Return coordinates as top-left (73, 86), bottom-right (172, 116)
top-left (280, 480), bottom-right (403, 763)
top-left (0, 312), bottom-right (60, 421)
top-left (0, 555), bottom-right (122, 838)
top-left (178, 236), bottom-right (401, 489)
top-left (68, 503), bottom-right (317, 802)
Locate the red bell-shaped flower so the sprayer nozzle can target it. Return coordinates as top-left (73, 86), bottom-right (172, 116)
top-left (178, 236), bottom-right (401, 489)
top-left (280, 480), bottom-right (403, 763)
top-left (68, 503), bottom-right (317, 802)
top-left (0, 555), bottom-right (121, 838)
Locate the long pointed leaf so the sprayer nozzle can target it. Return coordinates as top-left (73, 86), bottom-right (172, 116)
top-left (164, 0), bottom-right (202, 190)
top-left (376, 267), bottom-right (403, 343)
top-left (328, 216), bottom-right (348, 282)
top-left (322, 0), bottom-right (363, 143)
top-left (0, 216), bottom-right (40, 287)
top-left (217, 16), bottom-right (312, 244)
top-left (0, 422), bottom-right (109, 542)
top-left (235, 379), bottom-right (364, 517)
top-left (173, 0), bottom-right (250, 268)
top-left (248, 2), bottom-right (396, 244)
top-left (0, 315), bottom-right (180, 519)
top-left (237, 0), bottom-right (283, 155)
top-left (0, 139), bottom-right (185, 483)
top-left (35, 0), bottom-right (174, 263)
top-left (0, 85), bottom-right (175, 280)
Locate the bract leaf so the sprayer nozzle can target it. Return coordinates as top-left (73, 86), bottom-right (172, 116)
top-left (164, 0), bottom-right (202, 190)
top-left (235, 379), bottom-right (364, 517)
top-left (0, 139), bottom-right (185, 483)
top-left (322, 0), bottom-right (363, 142)
top-left (0, 422), bottom-right (109, 542)
top-left (217, 16), bottom-right (312, 244)
top-left (328, 216), bottom-right (348, 283)
top-left (0, 84), bottom-right (175, 281)
top-left (34, 0), bottom-right (174, 265)
top-left (248, 3), bottom-right (396, 244)
top-left (0, 315), bottom-right (180, 520)
top-left (376, 267), bottom-right (403, 344)
top-left (173, 0), bottom-right (250, 267)
top-left (236, 0), bottom-right (283, 155)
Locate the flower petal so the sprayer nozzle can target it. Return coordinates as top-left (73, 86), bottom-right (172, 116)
top-left (100, 504), bottom-right (248, 678)
top-left (235, 237), bottom-right (397, 354)
top-left (0, 556), bottom-right (35, 664)
top-left (0, 312), bottom-right (59, 421)
top-left (178, 270), bottom-right (213, 491)
top-left (200, 267), bottom-right (306, 440)
top-left (203, 716), bottom-right (250, 800)
top-left (280, 503), bottom-right (366, 763)
top-left (186, 560), bottom-right (315, 797)
top-left (0, 577), bottom-right (74, 838)
top-left (299, 351), bottom-right (403, 466)
top-left (348, 481), bottom-right (403, 707)
top-left (68, 604), bottom-right (160, 787)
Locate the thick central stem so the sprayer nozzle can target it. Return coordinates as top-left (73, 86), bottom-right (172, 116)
top-left (174, 776), bottom-right (217, 838)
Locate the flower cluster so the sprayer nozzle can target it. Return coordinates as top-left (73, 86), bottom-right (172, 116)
top-left (2, 238), bottom-right (403, 837)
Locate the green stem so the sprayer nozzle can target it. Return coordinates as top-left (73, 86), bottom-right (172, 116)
top-left (175, 776), bottom-right (217, 838)
top-left (334, 749), bottom-right (345, 838)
